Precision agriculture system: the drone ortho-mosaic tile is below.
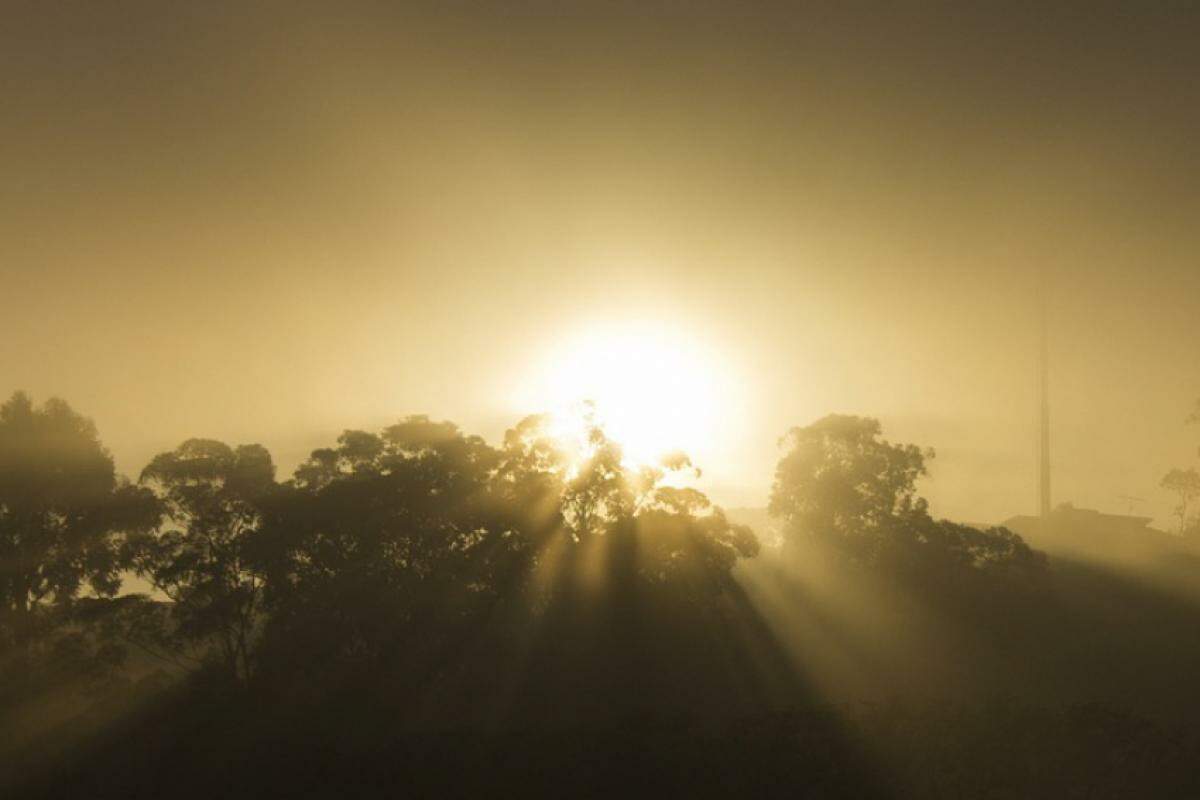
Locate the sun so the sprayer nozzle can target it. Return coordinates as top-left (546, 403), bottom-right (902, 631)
top-left (514, 322), bottom-right (738, 465)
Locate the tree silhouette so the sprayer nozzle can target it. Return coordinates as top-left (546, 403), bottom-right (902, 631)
top-left (1160, 467), bottom-right (1200, 535)
top-left (770, 414), bottom-right (931, 564)
top-left (482, 413), bottom-right (763, 722)
top-left (1157, 399), bottom-right (1200, 537)
top-left (253, 417), bottom-right (520, 690)
top-left (129, 439), bottom-right (276, 684)
top-left (499, 413), bottom-right (757, 593)
top-left (236, 410), bottom-right (766, 721)
top-left (0, 392), bottom-right (159, 690)
top-left (10, 397), bottom-right (1200, 800)
top-left (770, 414), bottom-right (1041, 578)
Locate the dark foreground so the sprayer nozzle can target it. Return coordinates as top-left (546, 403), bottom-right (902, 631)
top-left (8, 680), bottom-right (1200, 800)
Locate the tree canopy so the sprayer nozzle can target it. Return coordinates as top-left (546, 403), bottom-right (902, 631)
top-left (0, 392), bottom-right (159, 688)
top-left (769, 414), bottom-right (1042, 577)
top-left (129, 439), bottom-right (277, 683)
top-left (7, 393), bottom-right (1198, 800)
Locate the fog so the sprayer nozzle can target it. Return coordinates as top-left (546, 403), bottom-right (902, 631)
top-left (5, 4), bottom-right (1200, 798)
top-left (6, 2), bottom-right (1199, 523)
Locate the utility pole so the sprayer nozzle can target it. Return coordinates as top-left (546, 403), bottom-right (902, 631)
top-left (1039, 278), bottom-right (1052, 518)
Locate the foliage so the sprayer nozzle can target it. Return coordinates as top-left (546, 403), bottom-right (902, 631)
top-left (128, 439), bottom-right (276, 683)
top-left (1161, 468), bottom-right (1200, 535)
top-left (770, 415), bottom-right (929, 556)
top-left (7, 393), bottom-right (1200, 799)
top-left (252, 418), bottom-right (517, 684)
top-left (0, 392), bottom-right (159, 686)
top-left (769, 414), bottom-right (1043, 580)
top-left (1158, 399), bottom-right (1200, 536)
top-left (245, 413), bottom-right (762, 710)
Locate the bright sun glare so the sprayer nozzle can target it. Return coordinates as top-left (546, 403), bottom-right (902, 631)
top-left (516, 322), bottom-right (737, 465)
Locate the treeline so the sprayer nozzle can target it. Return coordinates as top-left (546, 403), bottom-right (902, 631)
top-left (3, 392), bottom-right (1199, 798)
top-left (0, 395), bottom-right (1039, 715)
top-left (1, 394), bottom-right (765, 717)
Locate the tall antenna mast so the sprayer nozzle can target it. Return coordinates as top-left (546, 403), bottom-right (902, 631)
top-left (1038, 275), bottom-right (1052, 518)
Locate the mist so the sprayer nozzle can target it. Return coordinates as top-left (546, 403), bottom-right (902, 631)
top-left (4, 2), bottom-right (1200, 798)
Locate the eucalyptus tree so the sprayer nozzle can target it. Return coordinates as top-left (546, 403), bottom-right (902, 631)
top-left (491, 412), bottom-right (763, 722)
top-left (0, 392), bottom-right (159, 686)
top-left (770, 414), bottom-right (931, 564)
top-left (770, 414), bottom-right (1042, 578)
top-left (1160, 399), bottom-right (1200, 536)
top-left (254, 417), bottom-right (515, 682)
top-left (1161, 467), bottom-right (1200, 535)
top-left (129, 439), bottom-right (276, 684)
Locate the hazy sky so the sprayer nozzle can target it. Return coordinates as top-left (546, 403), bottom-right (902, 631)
top-left (4, 2), bottom-right (1199, 525)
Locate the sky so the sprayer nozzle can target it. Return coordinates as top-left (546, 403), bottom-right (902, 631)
top-left (4, 1), bottom-right (1200, 526)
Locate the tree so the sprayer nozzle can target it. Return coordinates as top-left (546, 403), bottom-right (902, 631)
top-left (0, 392), bottom-right (159, 686)
top-left (129, 439), bottom-right (276, 684)
top-left (1187, 398), bottom-right (1200, 426)
top-left (769, 414), bottom-right (931, 563)
top-left (254, 417), bottom-right (515, 683)
top-left (1158, 400), bottom-right (1200, 538)
top-left (497, 407), bottom-right (634, 542)
top-left (562, 426), bottom-right (633, 540)
top-left (634, 492), bottom-right (759, 593)
top-left (247, 411), bottom-right (764, 720)
top-left (769, 414), bottom-right (1041, 579)
top-left (499, 412), bottom-right (757, 591)
top-left (1160, 467), bottom-right (1200, 535)
top-left (486, 412), bottom-right (763, 723)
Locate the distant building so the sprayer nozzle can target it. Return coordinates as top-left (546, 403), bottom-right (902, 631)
top-left (1004, 503), bottom-right (1175, 559)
